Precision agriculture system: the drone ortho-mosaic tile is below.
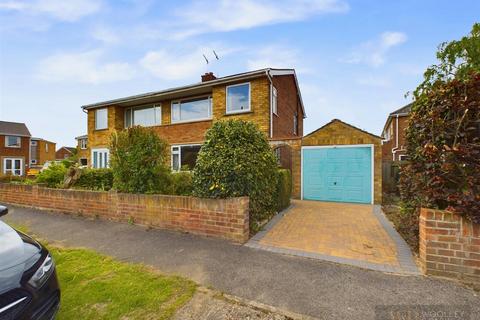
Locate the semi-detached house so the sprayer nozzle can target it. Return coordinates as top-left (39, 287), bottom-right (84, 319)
top-left (81, 68), bottom-right (305, 171)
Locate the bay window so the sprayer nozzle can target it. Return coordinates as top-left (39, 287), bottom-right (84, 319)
top-left (171, 96), bottom-right (212, 123)
top-left (91, 148), bottom-right (109, 168)
top-left (125, 105), bottom-right (162, 128)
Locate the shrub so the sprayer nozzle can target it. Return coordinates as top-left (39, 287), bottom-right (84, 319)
top-left (276, 169), bottom-right (292, 212)
top-left (0, 175), bottom-right (25, 183)
top-left (74, 168), bottom-right (114, 191)
top-left (400, 23), bottom-right (480, 223)
top-left (192, 120), bottom-right (278, 231)
top-left (36, 163), bottom-right (67, 188)
top-left (170, 171), bottom-right (193, 196)
top-left (109, 126), bottom-right (171, 194)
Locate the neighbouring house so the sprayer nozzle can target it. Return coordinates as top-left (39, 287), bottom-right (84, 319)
top-left (381, 104), bottom-right (411, 162)
top-left (75, 135), bottom-right (88, 166)
top-left (30, 138), bottom-right (56, 169)
top-left (81, 68), bottom-right (305, 171)
top-left (55, 146), bottom-right (76, 160)
top-left (0, 121), bottom-right (31, 176)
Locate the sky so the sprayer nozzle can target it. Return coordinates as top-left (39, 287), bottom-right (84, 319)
top-left (0, 0), bottom-right (478, 148)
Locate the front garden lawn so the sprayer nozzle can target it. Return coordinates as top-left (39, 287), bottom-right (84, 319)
top-left (51, 246), bottom-right (196, 319)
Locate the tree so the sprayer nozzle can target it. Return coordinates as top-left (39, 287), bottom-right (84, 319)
top-left (109, 126), bottom-right (171, 194)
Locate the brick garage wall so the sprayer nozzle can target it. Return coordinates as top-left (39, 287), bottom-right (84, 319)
top-left (0, 183), bottom-right (250, 243)
top-left (302, 119), bottom-right (382, 204)
top-left (420, 208), bottom-right (480, 288)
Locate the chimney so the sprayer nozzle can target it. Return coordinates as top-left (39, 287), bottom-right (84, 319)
top-left (201, 72), bottom-right (217, 82)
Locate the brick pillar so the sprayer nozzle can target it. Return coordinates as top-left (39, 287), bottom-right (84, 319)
top-left (419, 208), bottom-right (480, 289)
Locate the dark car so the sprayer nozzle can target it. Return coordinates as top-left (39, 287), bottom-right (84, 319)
top-left (0, 205), bottom-right (60, 320)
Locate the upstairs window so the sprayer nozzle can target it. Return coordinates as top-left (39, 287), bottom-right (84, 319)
top-left (45, 143), bottom-right (49, 153)
top-left (226, 83), bottom-right (250, 114)
top-left (80, 139), bottom-right (87, 149)
top-left (293, 112), bottom-right (298, 135)
top-left (272, 87), bottom-right (278, 115)
top-left (171, 97), bottom-right (212, 123)
top-left (5, 136), bottom-right (21, 148)
top-left (125, 105), bottom-right (162, 128)
top-left (95, 108), bottom-right (108, 130)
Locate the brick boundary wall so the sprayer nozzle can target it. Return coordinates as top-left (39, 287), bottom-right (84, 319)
top-left (419, 208), bottom-right (480, 288)
top-left (0, 183), bottom-right (249, 243)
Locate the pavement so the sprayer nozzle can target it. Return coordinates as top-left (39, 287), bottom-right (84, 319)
top-left (2, 205), bottom-right (479, 320)
top-left (247, 200), bottom-right (419, 274)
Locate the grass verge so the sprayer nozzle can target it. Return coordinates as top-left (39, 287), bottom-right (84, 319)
top-left (6, 222), bottom-right (196, 320)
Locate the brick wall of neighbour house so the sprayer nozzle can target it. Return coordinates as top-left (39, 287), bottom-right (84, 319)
top-left (87, 76), bottom-right (273, 166)
top-left (272, 75), bottom-right (303, 138)
top-left (55, 148), bottom-right (73, 160)
top-left (0, 183), bottom-right (250, 243)
top-left (76, 139), bottom-right (89, 165)
top-left (37, 140), bottom-right (56, 165)
top-left (419, 208), bottom-right (480, 289)
top-left (301, 120), bottom-right (383, 204)
top-left (381, 115), bottom-right (409, 161)
top-left (0, 135), bottom-right (30, 176)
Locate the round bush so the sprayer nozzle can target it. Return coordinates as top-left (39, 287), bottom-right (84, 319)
top-left (192, 120), bottom-right (278, 231)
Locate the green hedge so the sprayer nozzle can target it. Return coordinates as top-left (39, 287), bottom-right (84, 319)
top-left (74, 168), bottom-right (114, 191)
top-left (192, 120), bottom-right (278, 232)
top-left (170, 171), bottom-right (193, 196)
top-left (36, 163), bottom-right (67, 188)
top-left (276, 169), bottom-right (292, 212)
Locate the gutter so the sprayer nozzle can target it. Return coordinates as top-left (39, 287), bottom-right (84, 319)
top-left (391, 115), bottom-right (400, 161)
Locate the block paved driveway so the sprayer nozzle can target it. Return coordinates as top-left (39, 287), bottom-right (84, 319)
top-left (247, 200), bottom-right (419, 274)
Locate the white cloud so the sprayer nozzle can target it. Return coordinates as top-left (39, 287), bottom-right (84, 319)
top-left (91, 26), bottom-right (120, 44)
top-left (136, 0), bottom-right (349, 40)
top-left (246, 45), bottom-right (302, 71)
top-left (0, 0), bottom-right (101, 22)
top-left (343, 31), bottom-right (407, 67)
top-left (37, 50), bottom-right (135, 84)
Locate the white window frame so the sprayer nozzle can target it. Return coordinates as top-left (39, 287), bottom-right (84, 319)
top-left (31, 140), bottom-right (38, 146)
top-left (3, 158), bottom-right (23, 176)
top-left (272, 87), bottom-right (278, 115)
top-left (95, 108), bottom-right (108, 130)
top-left (170, 144), bottom-right (202, 171)
top-left (80, 139), bottom-right (87, 149)
top-left (31, 159), bottom-right (37, 165)
top-left (79, 158), bottom-right (88, 166)
top-left (91, 148), bottom-right (109, 168)
top-left (125, 104), bottom-right (162, 128)
top-left (171, 96), bottom-right (212, 124)
top-left (45, 143), bottom-right (48, 153)
top-left (5, 136), bottom-right (21, 148)
top-left (300, 144), bottom-right (375, 205)
top-left (226, 82), bottom-right (251, 114)
top-left (398, 154), bottom-right (409, 161)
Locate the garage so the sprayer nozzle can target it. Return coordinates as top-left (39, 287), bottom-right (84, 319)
top-left (300, 119), bottom-right (382, 205)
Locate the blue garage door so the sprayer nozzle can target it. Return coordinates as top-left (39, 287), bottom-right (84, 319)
top-left (302, 147), bottom-right (372, 204)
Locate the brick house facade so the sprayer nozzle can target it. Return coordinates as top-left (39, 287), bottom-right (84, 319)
top-left (75, 135), bottom-right (89, 166)
top-left (0, 121), bottom-right (31, 176)
top-left (381, 104), bottom-right (411, 162)
top-left (30, 138), bottom-right (56, 168)
top-left (82, 68), bottom-right (305, 170)
top-left (55, 146), bottom-right (75, 161)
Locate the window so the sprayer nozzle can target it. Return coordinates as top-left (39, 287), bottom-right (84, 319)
top-left (171, 97), bottom-right (212, 123)
top-left (91, 148), bottom-right (109, 168)
top-left (274, 147), bottom-right (281, 165)
top-left (45, 143), bottom-right (49, 153)
top-left (95, 108), bottom-right (108, 130)
top-left (5, 136), bottom-right (21, 148)
top-left (399, 155), bottom-right (410, 161)
top-left (31, 159), bottom-right (37, 165)
top-left (79, 139), bottom-right (87, 149)
top-left (80, 158), bottom-right (88, 166)
top-left (31, 140), bottom-right (37, 146)
top-left (272, 87), bottom-right (278, 115)
top-left (226, 83), bottom-right (250, 113)
top-left (171, 145), bottom-right (201, 171)
top-left (293, 112), bottom-right (298, 135)
top-left (3, 158), bottom-right (22, 176)
top-left (125, 105), bottom-right (162, 128)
